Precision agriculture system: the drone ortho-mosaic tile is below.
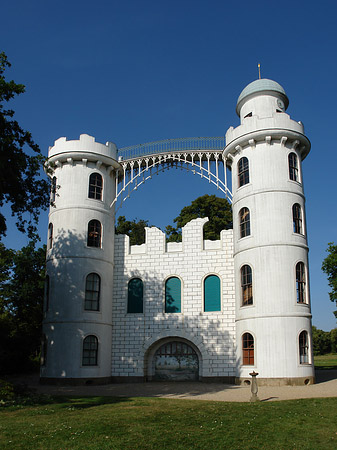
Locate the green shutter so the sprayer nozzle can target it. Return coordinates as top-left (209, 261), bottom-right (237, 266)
top-left (128, 278), bottom-right (143, 313)
top-left (204, 275), bottom-right (221, 312)
top-left (165, 277), bottom-right (181, 313)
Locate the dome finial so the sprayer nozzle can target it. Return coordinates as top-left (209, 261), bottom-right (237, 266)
top-left (258, 63), bottom-right (261, 80)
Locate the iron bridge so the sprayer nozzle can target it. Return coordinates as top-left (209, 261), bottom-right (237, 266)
top-left (111, 136), bottom-right (232, 210)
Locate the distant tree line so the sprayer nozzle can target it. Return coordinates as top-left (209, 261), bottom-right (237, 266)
top-left (312, 326), bottom-right (337, 355)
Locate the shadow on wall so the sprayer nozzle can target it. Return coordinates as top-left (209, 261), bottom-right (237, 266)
top-left (43, 228), bottom-right (114, 377)
top-left (46, 228), bottom-right (92, 316)
top-left (113, 259), bottom-right (238, 383)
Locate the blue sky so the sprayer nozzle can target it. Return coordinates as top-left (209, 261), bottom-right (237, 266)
top-left (1, 0), bottom-right (337, 330)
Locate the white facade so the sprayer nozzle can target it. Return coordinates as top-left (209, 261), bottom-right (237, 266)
top-left (41, 79), bottom-right (315, 385)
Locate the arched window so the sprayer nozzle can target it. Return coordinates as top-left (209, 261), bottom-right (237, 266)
top-left (288, 153), bottom-right (298, 182)
top-left (88, 173), bottom-right (103, 200)
top-left (45, 275), bottom-right (50, 311)
top-left (242, 333), bottom-right (254, 365)
top-left (165, 277), bottom-right (181, 313)
top-left (85, 273), bottom-right (101, 311)
top-left (204, 275), bottom-right (221, 312)
top-left (48, 223), bottom-right (53, 250)
top-left (239, 207), bottom-right (250, 238)
top-left (128, 278), bottom-right (143, 313)
top-left (299, 331), bottom-right (309, 364)
top-left (82, 335), bottom-right (98, 366)
top-left (238, 157), bottom-right (249, 187)
top-left (87, 220), bottom-right (102, 247)
top-left (41, 334), bottom-right (47, 366)
top-left (296, 262), bottom-right (306, 304)
top-left (51, 176), bottom-right (57, 203)
top-left (292, 204), bottom-right (302, 234)
top-left (241, 265), bottom-right (253, 306)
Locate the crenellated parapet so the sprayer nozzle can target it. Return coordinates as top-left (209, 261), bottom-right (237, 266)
top-left (115, 217), bottom-right (233, 257)
top-left (47, 134), bottom-right (121, 174)
top-left (225, 114), bottom-right (310, 162)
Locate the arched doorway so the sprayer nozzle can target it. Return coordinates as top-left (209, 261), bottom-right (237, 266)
top-left (153, 341), bottom-right (199, 381)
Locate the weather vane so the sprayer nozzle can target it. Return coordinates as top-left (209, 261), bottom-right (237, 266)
top-left (258, 63), bottom-right (261, 79)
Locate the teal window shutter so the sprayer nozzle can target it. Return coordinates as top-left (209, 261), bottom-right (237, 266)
top-left (128, 278), bottom-right (143, 313)
top-left (165, 277), bottom-right (181, 313)
top-left (204, 275), bottom-right (221, 312)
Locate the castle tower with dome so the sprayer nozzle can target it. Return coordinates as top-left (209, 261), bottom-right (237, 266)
top-left (40, 78), bottom-right (315, 386)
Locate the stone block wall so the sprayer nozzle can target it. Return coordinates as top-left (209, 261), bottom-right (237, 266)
top-left (112, 217), bottom-right (236, 381)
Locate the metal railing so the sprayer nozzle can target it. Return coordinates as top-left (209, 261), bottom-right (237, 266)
top-left (118, 136), bottom-right (225, 160)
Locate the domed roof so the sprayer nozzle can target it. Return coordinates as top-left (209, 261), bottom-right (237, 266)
top-left (236, 78), bottom-right (289, 115)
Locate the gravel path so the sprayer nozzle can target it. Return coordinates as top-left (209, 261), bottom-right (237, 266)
top-left (8, 370), bottom-right (337, 403)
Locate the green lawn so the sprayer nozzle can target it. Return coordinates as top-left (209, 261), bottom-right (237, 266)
top-left (314, 353), bottom-right (337, 369)
top-left (1, 396), bottom-right (337, 449)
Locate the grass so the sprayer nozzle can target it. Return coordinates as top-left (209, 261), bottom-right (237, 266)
top-left (314, 353), bottom-right (337, 369)
top-left (1, 396), bottom-right (337, 449)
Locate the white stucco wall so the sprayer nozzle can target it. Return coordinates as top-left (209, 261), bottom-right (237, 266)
top-left (225, 83), bottom-right (314, 383)
top-left (41, 135), bottom-right (118, 380)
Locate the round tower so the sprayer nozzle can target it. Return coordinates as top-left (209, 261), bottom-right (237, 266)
top-left (40, 134), bottom-right (121, 384)
top-left (225, 79), bottom-right (315, 385)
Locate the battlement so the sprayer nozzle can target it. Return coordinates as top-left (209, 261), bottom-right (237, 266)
top-left (48, 134), bottom-right (118, 160)
top-left (115, 217), bottom-right (233, 256)
top-left (226, 112), bottom-right (304, 146)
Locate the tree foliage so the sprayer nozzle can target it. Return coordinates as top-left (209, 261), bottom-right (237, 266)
top-left (116, 195), bottom-right (233, 245)
top-left (321, 242), bottom-right (337, 319)
top-left (0, 52), bottom-right (50, 239)
top-left (165, 194), bottom-right (233, 242)
top-left (115, 215), bottom-right (150, 245)
top-left (0, 242), bottom-right (46, 374)
top-left (312, 325), bottom-right (337, 355)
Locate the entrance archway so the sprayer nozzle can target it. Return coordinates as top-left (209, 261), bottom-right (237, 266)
top-left (153, 341), bottom-right (199, 381)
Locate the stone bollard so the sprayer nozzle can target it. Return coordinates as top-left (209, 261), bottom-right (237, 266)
top-left (249, 371), bottom-right (260, 402)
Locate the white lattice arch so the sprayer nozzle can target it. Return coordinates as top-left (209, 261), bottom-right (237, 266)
top-left (111, 151), bottom-right (232, 211)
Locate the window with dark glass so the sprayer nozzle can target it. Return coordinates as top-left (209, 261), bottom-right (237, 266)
top-left (204, 275), bottom-right (221, 312)
top-left (88, 173), bottom-right (103, 200)
top-left (299, 331), bottom-right (309, 364)
top-left (128, 278), bottom-right (143, 313)
top-left (41, 334), bottom-right (47, 366)
top-left (85, 273), bottom-right (101, 311)
top-left (45, 275), bottom-right (50, 311)
top-left (296, 262), bottom-right (306, 304)
top-left (241, 265), bottom-right (253, 306)
top-left (238, 157), bottom-right (249, 187)
top-left (82, 335), bottom-right (98, 366)
top-left (165, 277), bottom-right (181, 313)
top-left (87, 220), bottom-right (102, 247)
top-left (293, 204), bottom-right (302, 234)
top-left (239, 207), bottom-right (250, 238)
top-left (51, 176), bottom-right (57, 203)
top-left (288, 153), bottom-right (298, 182)
top-left (48, 223), bottom-right (53, 250)
top-left (242, 333), bottom-right (254, 365)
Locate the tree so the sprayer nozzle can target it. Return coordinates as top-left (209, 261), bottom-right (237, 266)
top-left (0, 242), bottom-right (46, 374)
top-left (115, 215), bottom-right (150, 245)
top-left (331, 328), bottom-right (337, 353)
top-left (165, 194), bottom-right (232, 242)
top-left (312, 326), bottom-right (331, 355)
top-left (321, 242), bottom-right (337, 319)
top-left (0, 52), bottom-right (50, 239)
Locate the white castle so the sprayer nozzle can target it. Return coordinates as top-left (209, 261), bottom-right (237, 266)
top-left (41, 79), bottom-right (315, 386)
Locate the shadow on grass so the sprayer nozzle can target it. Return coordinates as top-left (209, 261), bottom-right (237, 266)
top-left (49, 395), bottom-right (132, 409)
top-left (315, 368), bottom-right (337, 383)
